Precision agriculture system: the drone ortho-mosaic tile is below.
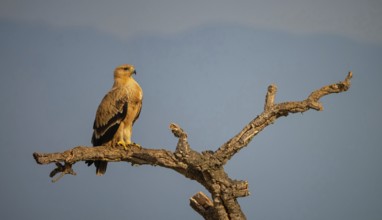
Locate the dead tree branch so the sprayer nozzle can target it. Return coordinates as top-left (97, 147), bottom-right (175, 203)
top-left (214, 72), bottom-right (352, 166)
top-left (33, 72), bottom-right (352, 220)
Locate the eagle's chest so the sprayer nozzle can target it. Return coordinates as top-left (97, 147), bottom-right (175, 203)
top-left (126, 82), bottom-right (143, 104)
top-left (125, 81), bottom-right (142, 119)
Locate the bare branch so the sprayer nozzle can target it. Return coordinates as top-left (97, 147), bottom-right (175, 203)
top-left (215, 72), bottom-right (352, 165)
top-left (33, 145), bottom-right (188, 178)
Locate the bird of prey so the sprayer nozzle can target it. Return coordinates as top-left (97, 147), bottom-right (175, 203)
top-left (86, 64), bottom-right (143, 175)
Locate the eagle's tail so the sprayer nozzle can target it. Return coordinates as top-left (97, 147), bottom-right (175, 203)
top-left (95, 161), bottom-right (108, 176)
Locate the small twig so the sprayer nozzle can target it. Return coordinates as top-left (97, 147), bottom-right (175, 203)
top-left (170, 123), bottom-right (187, 138)
top-left (49, 162), bottom-right (76, 183)
top-left (170, 123), bottom-right (192, 158)
top-left (264, 84), bottom-right (277, 111)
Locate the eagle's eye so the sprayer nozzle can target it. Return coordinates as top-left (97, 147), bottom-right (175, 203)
top-left (123, 67), bottom-right (129, 71)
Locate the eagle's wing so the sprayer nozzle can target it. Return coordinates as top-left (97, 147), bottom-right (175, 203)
top-left (91, 87), bottom-right (128, 146)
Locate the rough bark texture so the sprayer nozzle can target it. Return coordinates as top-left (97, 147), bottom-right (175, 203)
top-left (33, 72), bottom-right (352, 219)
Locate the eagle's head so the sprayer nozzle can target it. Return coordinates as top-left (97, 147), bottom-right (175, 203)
top-left (114, 64), bottom-right (136, 79)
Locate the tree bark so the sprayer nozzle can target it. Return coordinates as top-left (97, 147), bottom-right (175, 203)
top-left (33, 72), bottom-right (352, 219)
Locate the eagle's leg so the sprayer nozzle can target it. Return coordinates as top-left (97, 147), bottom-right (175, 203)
top-left (116, 123), bottom-right (129, 150)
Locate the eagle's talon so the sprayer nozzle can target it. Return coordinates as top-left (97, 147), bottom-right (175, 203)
top-left (117, 140), bottom-right (128, 150)
top-left (133, 142), bottom-right (142, 148)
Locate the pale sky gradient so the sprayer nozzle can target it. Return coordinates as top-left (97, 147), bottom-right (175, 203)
top-left (1, 1), bottom-right (381, 220)
top-left (1, 0), bottom-right (381, 44)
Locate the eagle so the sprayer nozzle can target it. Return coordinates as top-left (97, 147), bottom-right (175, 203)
top-left (86, 64), bottom-right (143, 175)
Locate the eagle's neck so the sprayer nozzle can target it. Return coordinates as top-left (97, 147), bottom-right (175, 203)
top-left (113, 77), bottom-right (142, 102)
top-left (113, 77), bottom-right (132, 87)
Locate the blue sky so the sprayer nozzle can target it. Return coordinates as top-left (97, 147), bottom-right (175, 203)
top-left (0, 1), bottom-right (381, 219)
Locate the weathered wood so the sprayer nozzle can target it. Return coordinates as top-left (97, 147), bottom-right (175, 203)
top-left (33, 72), bottom-right (352, 220)
top-left (190, 192), bottom-right (215, 220)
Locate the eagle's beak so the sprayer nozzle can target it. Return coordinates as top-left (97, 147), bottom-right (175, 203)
top-left (133, 70), bottom-right (137, 75)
